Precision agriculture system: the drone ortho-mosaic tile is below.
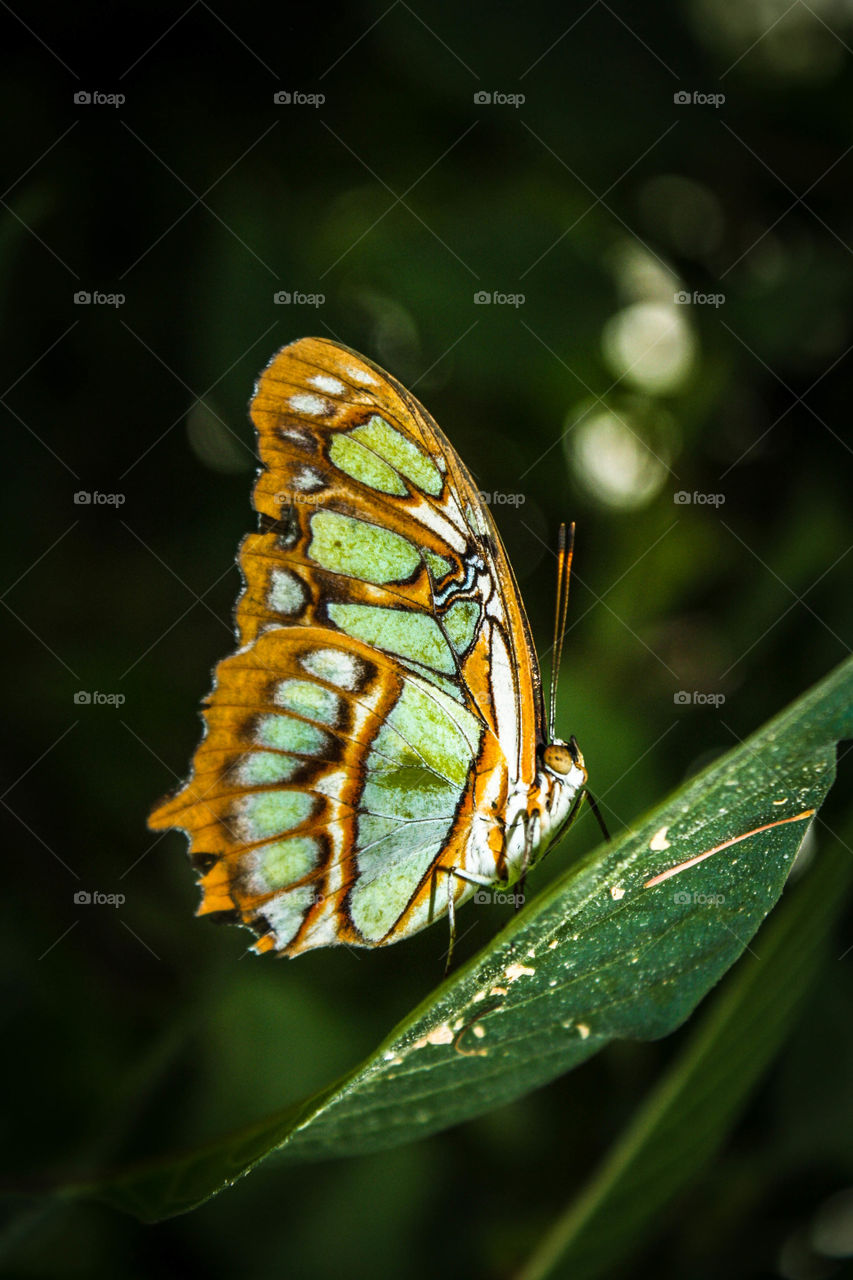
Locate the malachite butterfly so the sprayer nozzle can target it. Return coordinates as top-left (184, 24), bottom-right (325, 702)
top-left (149, 337), bottom-right (591, 961)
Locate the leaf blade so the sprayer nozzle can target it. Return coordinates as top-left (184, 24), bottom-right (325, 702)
top-left (515, 828), bottom-right (853, 1280)
top-left (73, 654), bottom-right (853, 1219)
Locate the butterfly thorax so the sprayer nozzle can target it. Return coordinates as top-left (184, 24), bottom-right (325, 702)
top-left (469, 737), bottom-right (588, 890)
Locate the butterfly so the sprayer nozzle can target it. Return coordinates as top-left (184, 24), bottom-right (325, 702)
top-left (149, 337), bottom-right (593, 964)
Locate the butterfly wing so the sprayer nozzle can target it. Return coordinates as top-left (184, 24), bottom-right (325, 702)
top-left (149, 337), bottom-right (546, 954)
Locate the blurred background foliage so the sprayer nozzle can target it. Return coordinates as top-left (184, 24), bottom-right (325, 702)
top-left (2, 1), bottom-right (852, 1276)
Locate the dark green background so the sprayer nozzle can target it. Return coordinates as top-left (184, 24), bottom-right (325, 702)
top-left (2, 2), bottom-right (852, 1277)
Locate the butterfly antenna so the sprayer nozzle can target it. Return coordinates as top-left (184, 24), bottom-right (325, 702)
top-left (549, 521), bottom-right (575, 740)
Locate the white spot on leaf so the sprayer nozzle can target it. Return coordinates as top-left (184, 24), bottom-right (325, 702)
top-left (650, 825), bottom-right (671, 851)
top-left (411, 1023), bottom-right (454, 1050)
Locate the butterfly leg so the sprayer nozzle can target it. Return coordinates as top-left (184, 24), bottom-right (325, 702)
top-left (512, 811), bottom-right (534, 911)
top-left (426, 864), bottom-right (458, 972)
top-left (429, 865), bottom-right (501, 974)
top-left (444, 869), bottom-right (458, 975)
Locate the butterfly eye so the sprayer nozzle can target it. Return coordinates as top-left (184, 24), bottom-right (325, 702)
top-left (542, 736), bottom-right (587, 777)
top-left (543, 742), bottom-right (574, 775)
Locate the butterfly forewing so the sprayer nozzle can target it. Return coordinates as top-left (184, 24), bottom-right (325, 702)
top-left (149, 337), bottom-right (546, 954)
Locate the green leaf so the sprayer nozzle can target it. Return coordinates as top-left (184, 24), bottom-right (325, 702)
top-left (73, 654), bottom-right (853, 1219)
top-left (514, 821), bottom-right (853, 1280)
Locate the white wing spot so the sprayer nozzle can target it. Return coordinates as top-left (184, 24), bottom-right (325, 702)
top-left (268, 567), bottom-right (306, 615)
top-left (610, 885), bottom-right (626, 900)
top-left (300, 647), bottom-right (365, 690)
top-left (289, 392), bottom-right (329, 416)
top-left (649, 826), bottom-right (671, 851)
top-left (292, 466), bottom-right (326, 492)
top-left (280, 426), bottom-right (310, 445)
top-left (309, 374), bottom-right (345, 395)
top-left (345, 365), bottom-right (378, 386)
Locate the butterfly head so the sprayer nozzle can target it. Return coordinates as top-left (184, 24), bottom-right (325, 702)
top-left (518, 732), bottom-right (588, 870)
top-left (542, 733), bottom-right (587, 788)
